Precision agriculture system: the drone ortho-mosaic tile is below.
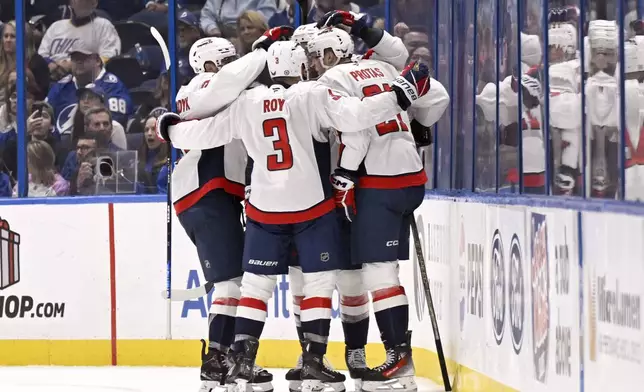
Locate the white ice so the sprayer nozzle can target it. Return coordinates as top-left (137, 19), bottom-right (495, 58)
top-left (0, 367), bottom-right (443, 392)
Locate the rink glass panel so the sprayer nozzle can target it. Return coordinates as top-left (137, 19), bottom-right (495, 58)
top-left (5, 0), bottom-right (644, 202)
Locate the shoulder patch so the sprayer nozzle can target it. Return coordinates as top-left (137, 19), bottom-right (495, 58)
top-left (103, 73), bottom-right (119, 84)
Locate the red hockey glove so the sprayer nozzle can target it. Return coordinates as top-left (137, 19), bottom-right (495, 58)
top-left (330, 169), bottom-right (357, 222)
top-left (316, 10), bottom-right (368, 36)
top-left (252, 26), bottom-right (295, 51)
top-left (391, 61), bottom-right (430, 110)
top-left (156, 112), bottom-right (181, 143)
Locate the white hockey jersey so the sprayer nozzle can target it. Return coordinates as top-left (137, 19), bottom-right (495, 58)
top-left (175, 49), bottom-right (267, 120)
top-left (171, 67), bottom-right (255, 213)
top-left (167, 81), bottom-right (405, 224)
top-left (319, 59), bottom-right (428, 189)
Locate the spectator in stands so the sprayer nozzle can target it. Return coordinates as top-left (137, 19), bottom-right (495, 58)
top-left (0, 166), bottom-right (10, 196)
top-left (38, 0), bottom-right (120, 80)
top-left (68, 134), bottom-right (98, 195)
top-left (70, 84), bottom-right (127, 149)
top-left (13, 140), bottom-right (69, 197)
top-left (61, 107), bottom-right (122, 181)
top-left (308, 0), bottom-right (362, 22)
top-left (26, 101), bottom-right (68, 170)
top-left (408, 45), bottom-right (431, 68)
top-left (0, 69), bottom-right (40, 132)
top-left (200, 0), bottom-right (276, 38)
top-left (47, 40), bottom-right (133, 136)
top-left (402, 29), bottom-right (429, 55)
top-left (138, 114), bottom-right (168, 193)
top-left (269, 0), bottom-right (296, 28)
top-left (0, 21), bottom-right (49, 102)
top-left (237, 11), bottom-right (269, 55)
top-left (178, 11), bottom-right (202, 57)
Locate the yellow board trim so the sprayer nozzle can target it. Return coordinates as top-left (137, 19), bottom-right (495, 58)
top-left (0, 340), bottom-right (515, 391)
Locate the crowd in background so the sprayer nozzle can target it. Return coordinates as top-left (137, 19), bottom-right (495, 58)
top-left (1, 0), bottom-right (641, 201)
top-left (0, 0), bottom-right (432, 197)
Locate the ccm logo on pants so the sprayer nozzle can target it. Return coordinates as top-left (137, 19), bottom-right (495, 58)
top-left (386, 240), bottom-right (399, 247)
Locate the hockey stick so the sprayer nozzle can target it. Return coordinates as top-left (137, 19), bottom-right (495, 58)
top-left (159, 280), bottom-right (215, 301)
top-left (150, 26), bottom-right (173, 339)
top-left (151, 26), bottom-right (217, 304)
top-left (410, 209), bottom-right (452, 390)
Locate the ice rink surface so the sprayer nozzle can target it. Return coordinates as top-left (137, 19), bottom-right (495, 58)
top-left (0, 366), bottom-right (443, 392)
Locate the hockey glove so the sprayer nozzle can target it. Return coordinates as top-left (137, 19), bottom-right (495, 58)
top-left (330, 168), bottom-right (357, 222)
top-left (156, 112), bottom-right (181, 143)
top-left (410, 119), bottom-right (432, 147)
top-left (316, 10), bottom-right (368, 36)
top-left (391, 61), bottom-right (430, 111)
top-left (252, 26), bottom-right (295, 51)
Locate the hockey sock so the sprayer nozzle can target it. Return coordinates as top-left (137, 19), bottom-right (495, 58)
top-left (208, 279), bottom-right (241, 351)
top-left (372, 286), bottom-right (409, 347)
top-left (301, 296), bottom-right (333, 356)
top-left (233, 273), bottom-right (277, 349)
top-left (340, 294), bottom-right (370, 349)
top-left (292, 295), bottom-right (306, 350)
top-left (208, 313), bottom-right (236, 351)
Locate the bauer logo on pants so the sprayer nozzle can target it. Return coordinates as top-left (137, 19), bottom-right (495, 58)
top-left (0, 217), bottom-right (21, 291)
top-left (530, 213), bottom-right (550, 383)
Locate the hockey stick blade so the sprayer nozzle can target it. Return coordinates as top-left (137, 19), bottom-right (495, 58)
top-left (150, 26), bottom-right (171, 71)
top-left (161, 281), bottom-right (215, 302)
top-left (411, 217), bottom-right (452, 391)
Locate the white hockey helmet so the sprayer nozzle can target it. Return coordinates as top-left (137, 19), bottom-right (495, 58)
top-left (292, 23), bottom-right (319, 47)
top-left (588, 20), bottom-right (618, 50)
top-left (189, 37), bottom-right (237, 74)
top-left (520, 32), bottom-right (542, 67)
top-left (307, 27), bottom-right (354, 67)
top-left (548, 23), bottom-right (577, 54)
top-left (267, 41), bottom-right (307, 79)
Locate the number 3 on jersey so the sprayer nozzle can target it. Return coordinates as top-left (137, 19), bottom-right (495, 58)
top-left (362, 84), bottom-right (409, 136)
top-left (263, 118), bottom-right (293, 171)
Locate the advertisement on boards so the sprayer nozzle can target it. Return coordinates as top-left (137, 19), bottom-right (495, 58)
top-left (524, 209), bottom-right (580, 392)
top-left (484, 206), bottom-right (527, 389)
top-left (405, 200), bottom-right (453, 355)
top-left (452, 202), bottom-right (487, 374)
top-left (583, 212), bottom-right (644, 392)
top-left (114, 203), bottom-right (382, 344)
top-left (0, 204), bottom-right (111, 339)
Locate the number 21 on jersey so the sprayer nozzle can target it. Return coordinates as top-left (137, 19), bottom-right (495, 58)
top-left (262, 118), bottom-right (293, 171)
top-left (362, 84), bottom-right (409, 136)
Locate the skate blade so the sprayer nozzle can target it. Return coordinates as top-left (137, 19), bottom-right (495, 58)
top-left (301, 380), bottom-right (344, 392)
top-left (361, 377), bottom-right (417, 392)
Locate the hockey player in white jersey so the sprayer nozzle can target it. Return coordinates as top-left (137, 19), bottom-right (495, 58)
top-left (169, 29), bottom-right (295, 392)
top-left (546, 14), bottom-right (582, 195)
top-left (304, 22), bottom-right (446, 391)
top-left (585, 20), bottom-right (620, 198)
top-left (157, 41), bottom-right (430, 392)
top-left (284, 15), bottom-right (425, 392)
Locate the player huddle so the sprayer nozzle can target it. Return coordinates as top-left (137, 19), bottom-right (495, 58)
top-left (156, 10), bottom-right (449, 392)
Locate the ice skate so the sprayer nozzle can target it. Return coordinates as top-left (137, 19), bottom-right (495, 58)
top-left (226, 338), bottom-right (274, 392)
top-left (198, 339), bottom-right (232, 392)
top-left (300, 351), bottom-right (346, 392)
top-left (286, 353), bottom-right (304, 392)
top-left (345, 347), bottom-right (367, 391)
top-left (361, 334), bottom-right (417, 392)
